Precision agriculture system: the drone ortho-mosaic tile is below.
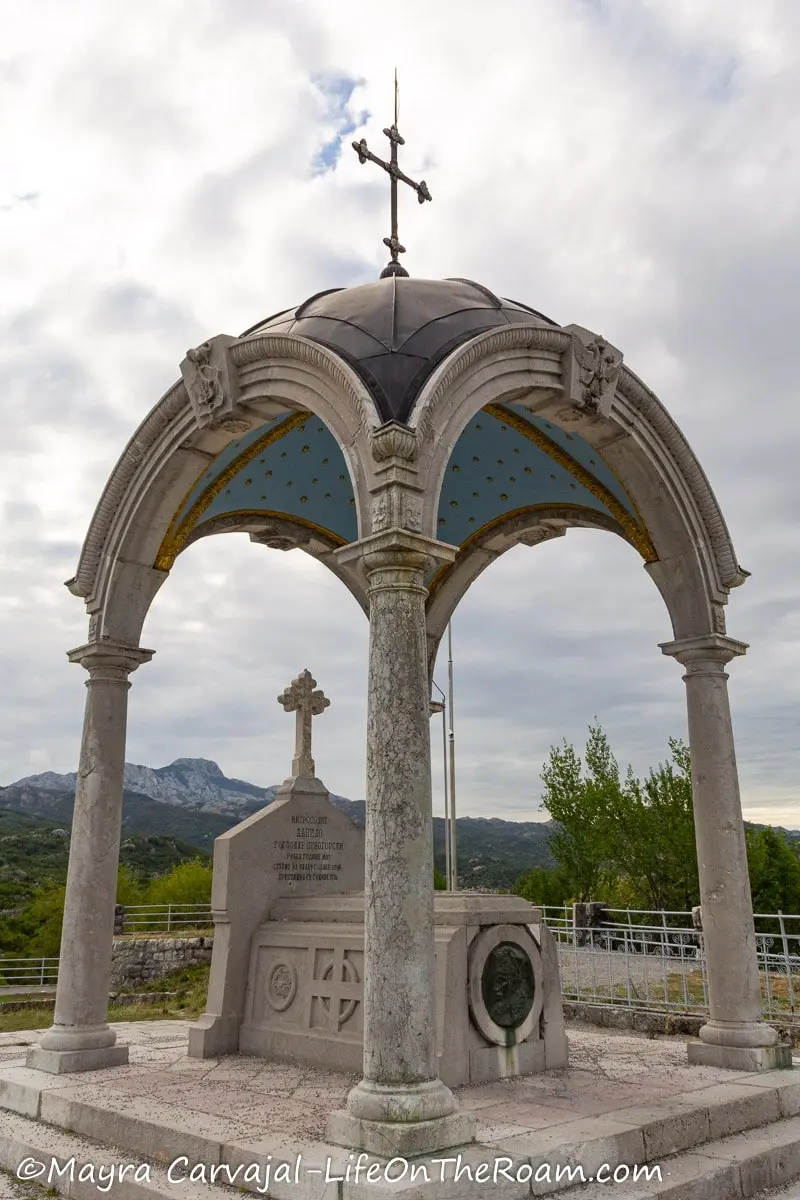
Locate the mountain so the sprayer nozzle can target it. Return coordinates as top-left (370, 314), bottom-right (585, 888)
top-left (13, 758), bottom-right (275, 817)
top-left (437, 815), bottom-right (555, 888)
top-left (3, 757), bottom-right (556, 889)
top-left (0, 808), bottom-right (208, 910)
top-left (0, 783), bottom-right (235, 851)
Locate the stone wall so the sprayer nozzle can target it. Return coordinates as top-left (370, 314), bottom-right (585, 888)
top-left (109, 936), bottom-right (213, 992)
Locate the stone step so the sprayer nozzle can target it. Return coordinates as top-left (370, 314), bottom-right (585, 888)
top-left (1, 1105), bottom-right (799, 1200)
top-left (563, 1114), bottom-right (800, 1200)
top-left (1, 1061), bottom-right (800, 1198)
top-left (0, 1108), bottom-right (239, 1200)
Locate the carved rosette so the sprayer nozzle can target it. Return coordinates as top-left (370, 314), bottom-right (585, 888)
top-left (180, 334), bottom-right (242, 431)
top-left (267, 961), bottom-right (298, 1012)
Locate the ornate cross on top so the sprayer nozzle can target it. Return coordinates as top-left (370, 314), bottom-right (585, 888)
top-left (278, 669), bottom-right (330, 779)
top-left (352, 70), bottom-right (432, 279)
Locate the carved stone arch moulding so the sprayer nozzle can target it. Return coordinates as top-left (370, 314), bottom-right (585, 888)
top-left (67, 332), bottom-right (382, 627)
top-left (426, 502), bottom-right (638, 620)
top-left (409, 324), bottom-right (745, 608)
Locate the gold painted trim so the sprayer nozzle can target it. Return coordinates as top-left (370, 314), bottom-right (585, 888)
top-left (155, 411), bottom-right (312, 570)
top-left (427, 502), bottom-right (626, 603)
top-left (182, 509), bottom-right (348, 550)
top-left (484, 403), bottom-right (657, 562)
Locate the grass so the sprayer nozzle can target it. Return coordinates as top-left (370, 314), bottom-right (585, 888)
top-left (0, 964), bottom-right (210, 1033)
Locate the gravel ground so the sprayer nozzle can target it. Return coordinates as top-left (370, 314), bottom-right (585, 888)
top-left (0, 1169), bottom-right (44, 1199)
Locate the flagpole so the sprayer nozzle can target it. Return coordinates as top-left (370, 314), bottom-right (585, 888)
top-left (430, 681), bottom-right (449, 889)
top-left (447, 622), bottom-right (458, 891)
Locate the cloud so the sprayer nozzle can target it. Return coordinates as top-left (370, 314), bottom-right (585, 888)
top-left (0, 0), bottom-right (799, 834)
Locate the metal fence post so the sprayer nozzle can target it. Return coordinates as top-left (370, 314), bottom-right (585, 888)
top-left (778, 911), bottom-right (796, 1016)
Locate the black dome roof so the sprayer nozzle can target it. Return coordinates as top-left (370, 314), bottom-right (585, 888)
top-left (241, 277), bottom-right (557, 424)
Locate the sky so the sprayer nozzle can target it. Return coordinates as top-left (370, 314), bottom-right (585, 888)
top-left (1, 0), bottom-right (799, 827)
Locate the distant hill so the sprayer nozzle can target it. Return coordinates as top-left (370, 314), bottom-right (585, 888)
top-left (11, 758), bottom-right (277, 818)
top-left (3, 757), bottom-right (556, 890)
top-left (0, 808), bottom-right (208, 910)
top-left (0, 783), bottom-right (235, 851)
top-left (3, 758), bottom-right (799, 907)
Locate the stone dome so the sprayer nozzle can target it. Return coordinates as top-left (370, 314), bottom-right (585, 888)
top-left (241, 277), bottom-right (557, 424)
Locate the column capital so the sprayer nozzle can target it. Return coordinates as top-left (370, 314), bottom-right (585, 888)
top-left (68, 639), bottom-right (155, 680)
top-left (660, 633), bottom-right (748, 668)
top-left (336, 529), bottom-right (456, 577)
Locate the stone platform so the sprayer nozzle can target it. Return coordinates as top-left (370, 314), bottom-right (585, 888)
top-left (0, 1021), bottom-right (799, 1198)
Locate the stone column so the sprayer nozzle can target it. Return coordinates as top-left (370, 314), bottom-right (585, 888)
top-left (661, 634), bottom-right (790, 1070)
top-left (27, 639), bottom-right (153, 1075)
top-left (328, 529), bottom-right (476, 1157)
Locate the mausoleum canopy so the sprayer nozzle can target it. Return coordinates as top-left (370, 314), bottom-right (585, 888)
top-left (241, 276), bottom-right (556, 424)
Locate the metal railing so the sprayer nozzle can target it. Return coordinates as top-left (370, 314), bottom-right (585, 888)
top-left (0, 957), bottom-right (59, 990)
top-left (3, 905), bottom-right (799, 1023)
top-left (538, 904), bottom-right (800, 1024)
top-left (114, 903), bottom-right (213, 934)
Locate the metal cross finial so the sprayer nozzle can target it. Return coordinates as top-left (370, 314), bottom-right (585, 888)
top-left (352, 69), bottom-right (432, 279)
top-left (278, 669), bottom-right (330, 779)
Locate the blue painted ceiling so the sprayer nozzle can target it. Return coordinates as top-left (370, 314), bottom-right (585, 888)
top-left (162, 404), bottom-right (647, 563)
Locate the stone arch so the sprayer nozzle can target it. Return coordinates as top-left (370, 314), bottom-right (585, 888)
top-left (35, 275), bottom-right (783, 1101)
top-left (410, 325), bottom-right (746, 643)
top-left (67, 333), bottom-right (381, 644)
top-left (424, 502), bottom-right (633, 675)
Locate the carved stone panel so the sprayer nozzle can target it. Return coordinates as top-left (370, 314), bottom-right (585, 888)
top-left (562, 326), bottom-right (623, 417)
top-left (180, 334), bottom-right (241, 431)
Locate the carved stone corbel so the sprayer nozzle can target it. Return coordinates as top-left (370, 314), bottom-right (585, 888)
top-left (562, 325), bottom-right (623, 417)
top-left (370, 421), bottom-right (419, 463)
top-left (180, 335), bottom-right (242, 431)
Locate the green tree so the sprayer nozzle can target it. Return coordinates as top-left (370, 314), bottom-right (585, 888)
top-left (615, 739), bottom-right (699, 911)
top-left (143, 859), bottom-right (212, 907)
top-left (433, 865), bottom-right (447, 890)
top-left (540, 722), bottom-right (621, 901)
top-left (116, 864), bottom-right (146, 906)
top-left (746, 828), bottom-right (800, 916)
top-left (540, 725), bottom-right (700, 911)
top-left (18, 882), bottom-right (67, 958)
top-left (513, 865), bottom-right (574, 908)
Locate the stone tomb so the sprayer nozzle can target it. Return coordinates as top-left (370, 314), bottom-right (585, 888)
top-left (189, 670), bottom-right (366, 1058)
top-left (240, 890), bottom-right (568, 1087)
top-left (190, 667), bottom-right (567, 1089)
top-left (189, 773), bottom-right (366, 1059)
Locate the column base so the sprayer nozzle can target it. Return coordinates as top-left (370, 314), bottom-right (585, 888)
top-left (327, 1109), bottom-right (477, 1157)
top-left (699, 1019), bottom-right (780, 1049)
top-left (345, 1077), bottom-right (457, 1123)
top-left (688, 1041), bottom-right (793, 1072)
top-left (26, 1044), bottom-right (129, 1075)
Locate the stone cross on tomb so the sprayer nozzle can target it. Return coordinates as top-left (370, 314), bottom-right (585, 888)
top-left (278, 669), bottom-right (330, 779)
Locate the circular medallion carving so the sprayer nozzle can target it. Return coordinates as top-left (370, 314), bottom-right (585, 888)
top-left (266, 961), bottom-right (298, 1012)
top-left (481, 941), bottom-right (535, 1029)
top-left (468, 924), bottom-right (544, 1047)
